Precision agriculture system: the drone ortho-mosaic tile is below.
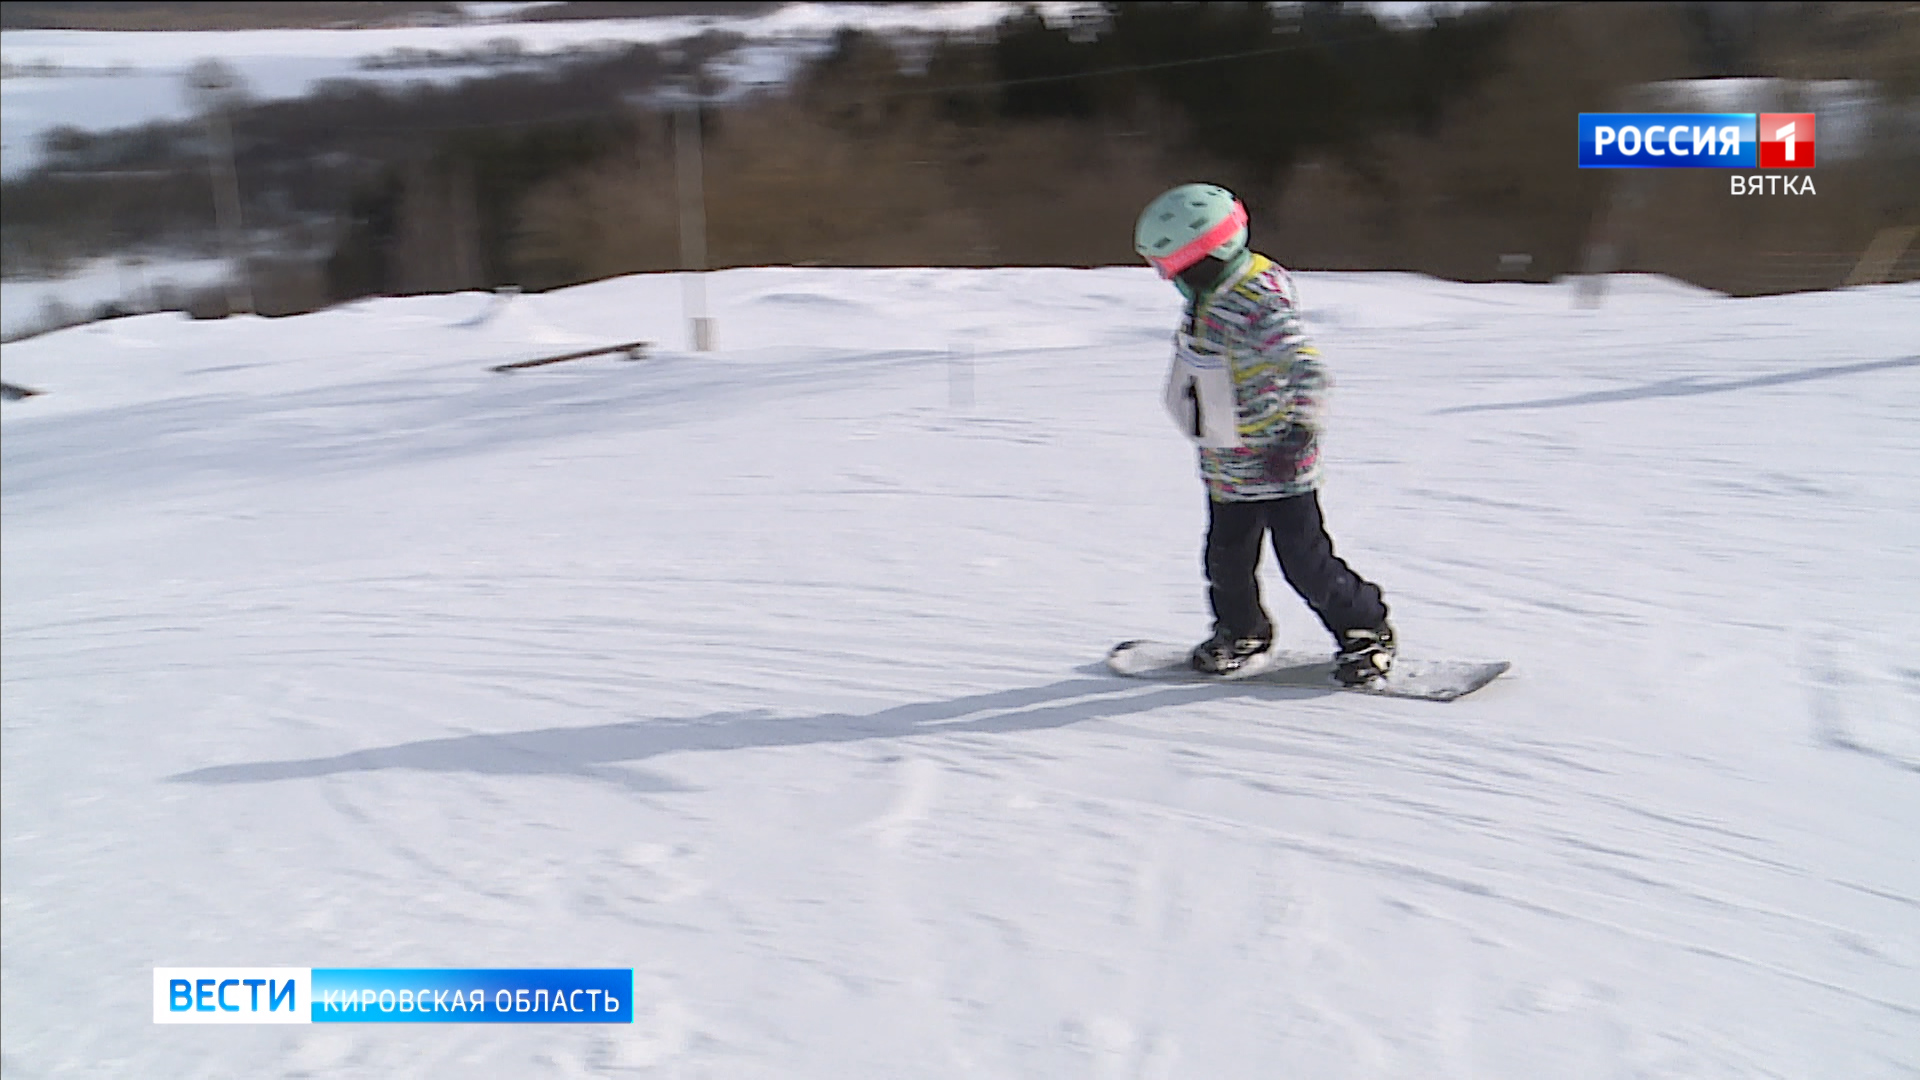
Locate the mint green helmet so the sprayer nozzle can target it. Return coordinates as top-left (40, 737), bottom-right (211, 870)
top-left (1134, 183), bottom-right (1249, 280)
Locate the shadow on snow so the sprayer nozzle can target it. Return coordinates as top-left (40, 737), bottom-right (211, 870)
top-left (1435, 356), bottom-right (1918, 415)
top-left (168, 670), bottom-right (1334, 792)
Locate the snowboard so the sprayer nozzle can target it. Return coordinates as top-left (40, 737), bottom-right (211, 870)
top-left (1106, 639), bottom-right (1510, 702)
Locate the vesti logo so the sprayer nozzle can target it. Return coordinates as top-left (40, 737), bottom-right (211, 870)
top-left (153, 968), bottom-right (309, 1024)
top-left (153, 966), bottom-right (636, 1024)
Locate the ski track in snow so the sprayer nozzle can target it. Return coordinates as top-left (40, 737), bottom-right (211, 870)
top-left (3, 268), bottom-right (1918, 1077)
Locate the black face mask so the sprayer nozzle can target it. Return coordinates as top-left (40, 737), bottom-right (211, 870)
top-left (1176, 255), bottom-right (1229, 300)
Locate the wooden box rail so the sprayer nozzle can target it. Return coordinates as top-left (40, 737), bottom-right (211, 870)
top-left (491, 341), bottom-right (649, 372)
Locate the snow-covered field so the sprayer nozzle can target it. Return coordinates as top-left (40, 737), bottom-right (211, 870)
top-left (0, 256), bottom-right (233, 340)
top-left (0, 1), bottom-right (1468, 178)
top-left (0, 2), bottom-right (1085, 177)
top-left (3, 266), bottom-right (1916, 1076)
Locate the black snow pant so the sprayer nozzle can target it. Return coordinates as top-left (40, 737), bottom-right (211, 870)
top-left (1205, 491), bottom-right (1389, 646)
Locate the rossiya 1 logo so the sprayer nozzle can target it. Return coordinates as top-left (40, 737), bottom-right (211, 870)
top-left (1578, 112), bottom-right (1816, 194)
top-left (1757, 112), bottom-right (1816, 168)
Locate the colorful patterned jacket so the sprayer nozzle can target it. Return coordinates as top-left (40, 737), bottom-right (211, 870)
top-left (1161, 253), bottom-right (1327, 501)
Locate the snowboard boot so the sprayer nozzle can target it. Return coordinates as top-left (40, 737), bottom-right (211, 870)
top-left (1334, 623), bottom-right (1396, 687)
top-left (1190, 628), bottom-right (1273, 675)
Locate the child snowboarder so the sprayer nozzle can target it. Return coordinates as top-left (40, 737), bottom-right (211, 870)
top-left (1133, 182), bottom-right (1395, 685)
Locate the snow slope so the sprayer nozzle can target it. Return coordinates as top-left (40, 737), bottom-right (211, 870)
top-left (2, 268), bottom-right (1917, 1077)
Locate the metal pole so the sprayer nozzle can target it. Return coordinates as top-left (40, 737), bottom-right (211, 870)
top-left (204, 105), bottom-right (252, 315)
top-left (674, 103), bottom-right (713, 351)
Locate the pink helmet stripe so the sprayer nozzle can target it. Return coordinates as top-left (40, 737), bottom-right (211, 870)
top-left (1149, 200), bottom-right (1248, 276)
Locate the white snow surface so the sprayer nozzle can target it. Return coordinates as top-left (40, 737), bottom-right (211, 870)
top-left (3, 267), bottom-right (1918, 1077)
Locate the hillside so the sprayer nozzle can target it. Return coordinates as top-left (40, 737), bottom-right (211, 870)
top-left (3, 268), bottom-right (1917, 1076)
